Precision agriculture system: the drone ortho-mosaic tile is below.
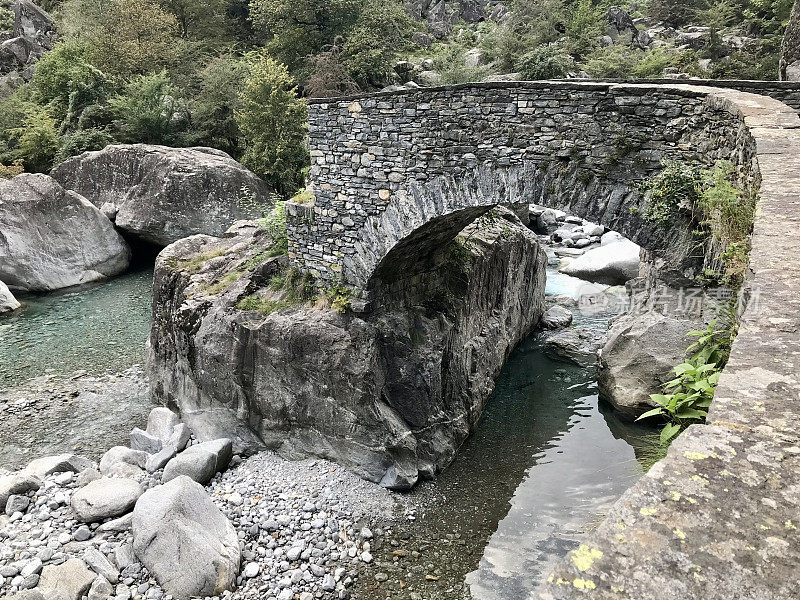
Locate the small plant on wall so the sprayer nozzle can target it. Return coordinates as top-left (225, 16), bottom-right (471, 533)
top-left (637, 319), bottom-right (732, 444)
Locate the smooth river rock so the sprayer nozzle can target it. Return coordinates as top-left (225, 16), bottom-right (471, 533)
top-left (0, 472), bottom-right (41, 512)
top-left (598, 310), bottom-right (705, 416)
top-left (559, 238), bottom-right (641, 285)
top-left (148, 209), bottom-right (546, 489)
top-left (132, 476), bottom-right (240, 599)
top-left (70, 477), bottom-right (142, 522)
top-left (161, 438), bottom-right (233, 485)
top-left (0, 280), bottom-right (20, 313)
top-left (37, 558), bottom-right (96, 600)
top-left (51, 144), bottom-right (272, 246)
top-left (0, 174), bottom-right (130, 292)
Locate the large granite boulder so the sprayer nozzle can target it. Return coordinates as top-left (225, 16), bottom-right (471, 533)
top-left (598, 310), bottom-right (704, 417)
top-left (0, 174), bottom-right (130, 292)
top-left (71, 477), bottom-right (142, 522)
top-left (0, 280), bottom-right (20, 313)
top-left (51, 145), bottom-right (272, 246)
top-left (559, 238), bottom-right (641, 285)
top-left (132, 476), bottom-right (240, 599)
top-left (148, 210), bottom-right (546, 489)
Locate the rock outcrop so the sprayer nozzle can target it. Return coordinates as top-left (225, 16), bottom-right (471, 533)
top-left (148, 209), bottom-right (546, 489)
top-left (0, 0), bottom-right (55, 96)
top-left (51, 144), bottom-right (272, 246)
top-left (132, 476), bottom-right (240, 599)
top-left (0, 174), bottom-right (130, 292)
top-left (781, 0), bottom-right (800, 80)
top-left (0, 280), bottom-right (20, 313)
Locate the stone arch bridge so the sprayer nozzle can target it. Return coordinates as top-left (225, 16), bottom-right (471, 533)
top-left (286, 81), bottom-right (780, 301)
top-left (285, 80), bottom-right (800, 598)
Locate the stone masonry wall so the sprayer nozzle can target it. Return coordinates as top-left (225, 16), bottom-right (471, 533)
top-left (289, 82), bottom-right (757, 300)
top-left (539, 91), bottom-right (800, 599)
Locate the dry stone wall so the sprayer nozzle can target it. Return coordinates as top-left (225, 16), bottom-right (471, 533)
top-left (289, 82), bottom-right (759, 301)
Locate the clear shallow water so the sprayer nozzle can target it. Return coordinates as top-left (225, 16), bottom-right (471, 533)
top-left (0, 266), bottom-right (154, 387)
top-left (356, 268), bottom-right (657, 600)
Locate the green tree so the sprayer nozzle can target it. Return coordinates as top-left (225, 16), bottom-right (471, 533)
top-left (15, 109), bottom-right (60, 172)
top-left (159, 0), bottom-right (230, 40)
top-left (109, 71), bottom-right (186, 144)
top-left (236, 51), bottom-right (308, 194)
top-left (30, 40), bottom-right (111, 132)
top-left (341, 0), bottom-right (415, 86)
top-left (191, 55), bottom-right (248, 155)
top-left (59, 0), bottom-right (179, 78)
top-left (248, 0), bottom-right (361, 72)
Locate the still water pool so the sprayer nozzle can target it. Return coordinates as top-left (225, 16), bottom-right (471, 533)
top-left (355, 267), bottom-right (657, 600)
top-left (0, 266), bottom-right (154, 387)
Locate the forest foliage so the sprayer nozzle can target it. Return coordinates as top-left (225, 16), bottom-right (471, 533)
top-left (0, 0), bottom-right (793, 193)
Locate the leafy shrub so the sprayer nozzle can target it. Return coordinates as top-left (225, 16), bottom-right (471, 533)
top-left (641, 161), bottom-right (703, 226)
top-left (15, 108), bottom-right (60, 172)
top-left (109, 71), bottom-right (186, 145)
top-left (340, 0), bottom-right (415, 87)
top-left (54, 127), bottom-right (114, 164)
top-left (325, 281), bottom-right (352, 313)
top-left (435, 44), bottom-right (495, 84)
top-left (237, 51), bottom-right (309, 195)
top-left (647, 0), bottom-right (703, 27)
top-left (517, 44), bottom-right (574, 79)
top-left (30, 40), bottom-right (111, 130)
top-left (563, 0), bottom-right (604, 57)
top-left (637, 320), bottom-right (731, 444)
top-left (258, 200), bottom-right (289, 255)
top-left (303, 41), bottom-right (360, 98)
top-left (0, 0), bottom-right (14, 36)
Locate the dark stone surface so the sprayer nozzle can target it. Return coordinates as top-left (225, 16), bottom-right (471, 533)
top-left (148, 210), bottom-right (546, 489)
top-left (290, 81), bottom-right (768, 298)
top-left (539, 87), bottom-right (800, 599)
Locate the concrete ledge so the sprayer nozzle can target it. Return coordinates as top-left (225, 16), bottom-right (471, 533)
top-left (539, 88), bottom-right (800, 599)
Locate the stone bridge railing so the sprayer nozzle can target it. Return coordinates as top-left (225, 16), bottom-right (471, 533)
top-left (288, 81), bottom-right (800, 598)
top-left (287, 82), bottom-right (766, 302)
top-left (540, 86), bottom-right (800, 599)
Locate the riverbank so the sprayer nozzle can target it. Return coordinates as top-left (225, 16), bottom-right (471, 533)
top-left (0, 366), bottom-right (152, 472)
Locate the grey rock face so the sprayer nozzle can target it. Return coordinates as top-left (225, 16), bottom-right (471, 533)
top-left (99, 446), bottom-right (148, 478)
top-left (129, 428), bottom-right (162, 454)
top-left (0, 472), bottom-right (41, 512)
top-left (544, 327), bottom-right (606, 366)
top-left (148, 210), bottom-right (546, 489)
top-left (559, 239), bottom-right (641, 285)
top-left (70, 477), bottom-right (142, 522)
top-left (598, 311), bottom-right (703, 416)
top-left (37, 559), bottom-right (96, 600)
top-left (50, 145), bottom-right (272, 246)
top-left (540, 306), bottom-right (573, 329)
top-left (0, 280), bottom-right (20, 313)
top-left (0, 1), bottom-right (55, 95)
top-left (145, 407), bottom-right (180, 442)
top-left (132, 476), bottom-right (240, 599)
top-left (0, 174), bottom-right (130, 292)
top-left (161, 439), bottom-right (232, 485)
